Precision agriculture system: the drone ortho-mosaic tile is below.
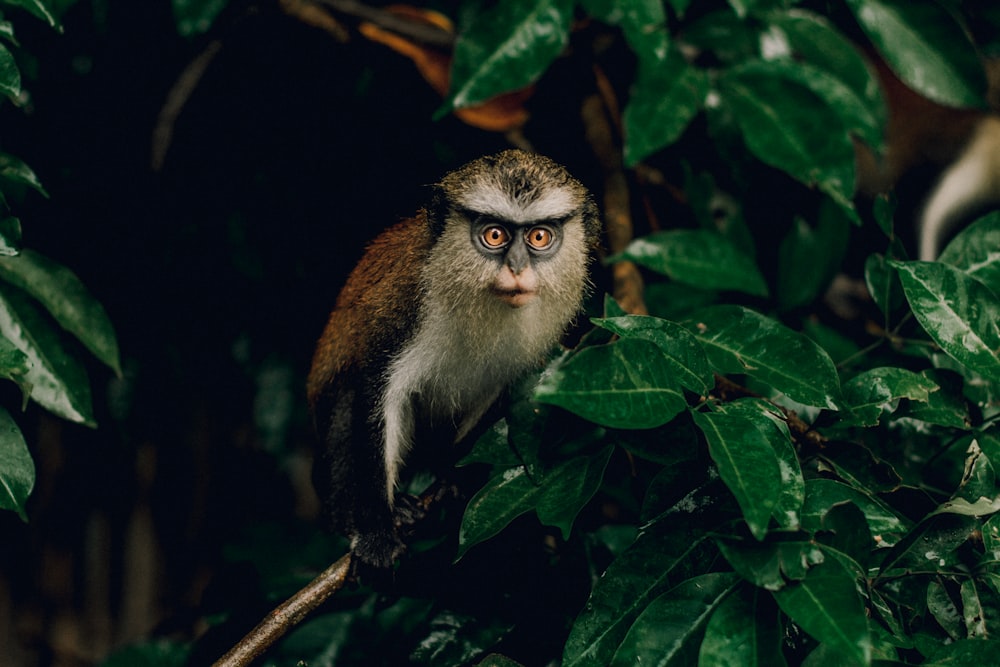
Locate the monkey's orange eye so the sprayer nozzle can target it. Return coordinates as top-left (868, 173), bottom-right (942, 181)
top-left (481, 226), bottom-right (510, 248)
top-left (525, 227), bottom-right (554, 250)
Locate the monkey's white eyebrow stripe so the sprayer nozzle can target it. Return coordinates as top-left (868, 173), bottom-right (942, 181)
top-left (460, 186), bottom-right (578, 223)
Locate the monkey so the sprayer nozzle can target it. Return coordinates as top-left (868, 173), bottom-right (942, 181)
top-left (306, 150), bottom-right (601, 568)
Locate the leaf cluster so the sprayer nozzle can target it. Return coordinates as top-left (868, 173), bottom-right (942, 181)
top-left (0, 0), bottom-right (120, 521)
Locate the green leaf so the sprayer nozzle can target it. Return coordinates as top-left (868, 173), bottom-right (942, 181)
top-left (2, 0), bottom-right (61, 30)
top-left (610, 572), bottom-right (740, 666)
top-left (612, 229), bottom-right (768, 297)
top-left (0, 284), bottom-right (94, 425)
top-left (171, 0), bottom-right (228, 37)
top-left (685, 305), bottom-right (843, 410)
top-left (0, 250), bottom-right (121, 375)
top-left (905, 370), bottom-right (971, 430)
top-left (0, 406), bottom-right (32, 519)
top-left (938, 211), bottom-right (1000, 293)
top-left (535, 338), bottom-right (687, 429)
top-left (877, 512), bottom-right (976, 574)
top-left (923, 638), bottom-right (1000, 665)
top-left (0, 152), bottom-right (48, 198)
top-left (692, 410), bottom-right (782, 539)
top-left (845, 0), bottom-right (986, 108)
top-left (563, 492), bottom-right (724, 667)
top-left (623, 49), bottom-right (709, 165)
top-left (717, 537), bottom-right (824, 590)
top-left (0, 332), bottom-right (30, 398)
top-left (580, 0), bottom-right (668, 63)
top-left (716, 398), bottom-right (804, 530)
top-left (720, 60), bottom-right (857, 214)
top-left (0, 217), bottom-right (22, 256)
top-left (456, 446), bottom-right (613, 559)
top-left (591, 315), bottom-right (713, 394)
top-left (0, 40), bottom-right (20, 100)
top-left (446, 0), bottom-right (573, 109)
top-left (772, 558), bottom-right (871, 666)
top-left (777, 201), bottom-right (851, 309)
top-left (699, 584), bottom-right (787, 666)
top-left (927, 578), bottom-right (963, 641)
top-left (802, 478), bottom-right (911, 546)
top-left (768, 9), bottom-right (886, 149)
top-left (842, 366), bottom-right (939, 426)
top-left (864, 252), bottom-right (904, 320)
top-left (892, 260), bottom-right (1000, 383)
top-left (959, 579), bottom-right (990, 639)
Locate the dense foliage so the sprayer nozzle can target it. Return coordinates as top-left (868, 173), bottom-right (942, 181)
top-left (5, 0), bottom-right (1000, 665)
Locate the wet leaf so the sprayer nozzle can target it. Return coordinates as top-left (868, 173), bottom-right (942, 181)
top-left (0, 153), bottom-right (48, 198)
top-left (591, 315), bottom-right (713, 394)
top-left (927, 579), bottom-right (963, 641)
top-left (612, 229), bottom-right (768, 297)
top-left (685, 305), bottom-right (843, 410)
top-left (720, 60), bottom-right (857, 215)
top-left (878, 512), bottom-right (976, 574)
top-left (892, 260), bottom-right (1000, 383)
top-left (692, 410), bottom-right (782, 539)
top-left (905, 369), bottom-right (971, 429)
top-left (842, 366), bottom-right (939, 426)
top-left (717, 398), bottom-right (803, 530)
top-left (938, 211), bottom-right (1000, 293)
top-left (845, 0), bottom-right (986, 108)
top-left (0, 250), bottom-right (121, 375)
top-left (772, 558), bottom-right (871, 665)
top-left (802, 478), bottom-right (910, 546)
top-left (865, 252), bottom-right (905, 319)
top-left (717, 537), bottom-right (824, 591)
top-left (0, 284), bottom-right (94, 425)
top-left (0, 217), bottom-right (22, 256)
top-left (698, 584), bottom-right (787, 666)
top-left (777, 202), bottom-right (851, 309)
top-left (446, 0), bottom-right (573, 110)
top-left (535, 338), bottom-right (687, 429)
top-left (2, 0), bottom-right (61, 30)
top-left (0, 406), bottom-right (32, 519)
top-left (610, 572), bottom-right (739, 666)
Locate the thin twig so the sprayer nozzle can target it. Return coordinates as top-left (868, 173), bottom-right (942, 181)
top-left (212, 552), bottom-right (353, 667)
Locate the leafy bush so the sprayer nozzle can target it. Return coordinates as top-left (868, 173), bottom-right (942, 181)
top-left (0, 0), bottom-right (119, 521)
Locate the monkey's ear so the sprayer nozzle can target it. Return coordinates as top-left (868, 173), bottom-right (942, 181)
top-left (581, 195), bottom-right (603, 245)
top-left (426, 184), bottom-right (450, 237)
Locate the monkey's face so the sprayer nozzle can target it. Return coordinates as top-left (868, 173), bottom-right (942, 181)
top-left (468, 214), bottom-right (566, 308)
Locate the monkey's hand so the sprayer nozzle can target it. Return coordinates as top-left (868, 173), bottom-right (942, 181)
top-left (351, 494), bottom-right (426, 569)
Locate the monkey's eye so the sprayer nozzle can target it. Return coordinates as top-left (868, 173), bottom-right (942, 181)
top-left (525, 226), bottom-right (554, 250)
top-left (481, 226), bottom-right (511, 248)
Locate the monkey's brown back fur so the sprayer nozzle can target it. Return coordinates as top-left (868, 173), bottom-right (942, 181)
top-left (306, 214), bottom-right (431, 411)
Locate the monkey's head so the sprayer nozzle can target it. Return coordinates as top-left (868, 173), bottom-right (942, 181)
top-left (425, 150), bottom-right (601, 315)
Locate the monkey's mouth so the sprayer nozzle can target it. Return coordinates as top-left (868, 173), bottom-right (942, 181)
top-left (492, 287), bottom-right (537, 307)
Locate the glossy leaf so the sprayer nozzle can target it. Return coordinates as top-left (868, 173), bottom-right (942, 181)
top-left (685, 305), bottom-right (843, 410)
top-left (923, 639), bottom-right (1000, 665)
top-left (0, 284), bottom-right (94, 426)
top-left (563, 494), bottom-right (724, 667)
top-left (878, 512), bottom-right (976, 575)
top-left (612, 229), bottom-right (768, 297)
top-left (720, 60), bottom-right (857, 214)
top-left (959, 579), bottom-right (989, 638)
top-left (906, 370), bottom-right (971, 429)
top-left (623, 49), bottom-right (709, 165)
top-left (692, 410), bottom-right (782, 539)
top-left (769, 9), bottom-right (885, 148)
top-left (716, 398), bottom-right (804, 530)
top-left (0, 333), bottom-right (30, 398)
top-left (0, 217), bottom-right (21, 256)
top-left (699, 584), bottom-right (787, 667)
top-left (864, 253), bottom-right (904, 319)
top-left (0, 152), bottom-right (48, 197)
top-left (446, 0), bottom-right (573, 109)
top-left (842, 367), bottom-right (939, 426)
top-left (457, 446), bottom-right (612, 559)
top-left (717, 537), bottom-right (824, 591)
top-left (580, 0), bottom-right (667, 65)
top-left (0, 40), bottom-right (20, 100)
top-left (0, 250), bottom-right (121, 375)
top-left (927, 578), bottom-right (963, 641)
top-left (938, 211), bottom-right (1000, 293)
top-left (610, 572), bottom-right (739, 666)
top-left (535, 338), bottom-right (687, 429)
top-left (0, 406), bottom-right (32, 519)
top-left (892, 260), bottom-right (1000, 383)
top-left (802, 478), bottom-right (910, 546)
top-left (845, 0), bottom-right (985, 108)
top-left (772, 558), bottom-right (871, 666)
top-left (591, 315), bottom-right (713, 394)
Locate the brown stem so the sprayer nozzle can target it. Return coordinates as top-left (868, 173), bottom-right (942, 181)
top-left (212, 552), bottom-right (352, 667)
top-left (711, 375), bottom-right (827, 449)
